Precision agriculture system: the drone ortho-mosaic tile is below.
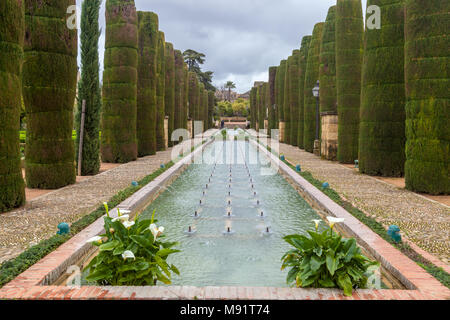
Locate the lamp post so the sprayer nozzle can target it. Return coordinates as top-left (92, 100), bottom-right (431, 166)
top-left (312, 80), bottom-right (320, 156)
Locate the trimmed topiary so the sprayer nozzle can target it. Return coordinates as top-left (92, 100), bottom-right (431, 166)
top-left (303, 22), bottom-right (324, 153)
top-left (404, 0), bottom-right (449, 194)
top-left (276, 60), bottom-right (287, 125)
top-left (289, 50), bottom-right (301, 146)
top-left (174, 49), bottom-right (185, 141)
top-left (208, 91), bottom-right (215, 129)
top-left (183, 63), bottom-right (189, 131)
top-left (0, 0), bottom-right (26, 211)
top-left (188, 71), bottom-right (199, 123)
top-left (262, 82), bottom-right (269, 132)
top-left (23, 0), bottom-right (78, 187)
top-left (164, 42), bottom-right (175, 147)
top-left (297, 36), bottom-right (312, 149)
top-left (268, 66), bottom-right (278, 135)
top-left (284, 55), bottom-right (293, 144)
top-left (197, 82), bottom-right (205, 131)
top-left (76, 0), bottom-right (102, 175)
top-left (336, 0), bottom-right (364, 163)
top-left (156, 31), bottom-right (165, 151)
top-left (250, 87), bottom-right (257, 129)
top-left (359, 0), bottom-right (405, 176)
top-left (101, 0), bottom-right (138, 163)
top-left (201, 89), bottom-right (209, 132)
top-left (136, 11), bottom-right (158, 156)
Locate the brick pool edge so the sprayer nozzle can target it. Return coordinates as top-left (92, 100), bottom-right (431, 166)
top-left (0, 130), bottom-right (448, 300)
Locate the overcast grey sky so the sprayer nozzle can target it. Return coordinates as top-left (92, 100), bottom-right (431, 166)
top-left (76, 0), bottom-right (368, 93)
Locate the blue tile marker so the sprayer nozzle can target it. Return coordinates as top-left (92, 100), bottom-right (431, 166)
top-left (280, 155), bottom-right (285, 161)
top-left (387, 225), bottom-right (402, 243)
top-left (322, 182), bottom-right (329, 189)
top-left (296, 165), bottom-right (301, 172)
top-left (131, 181), bottom-right (138, 187)
top-left (57, 223), bottom-right (70, 235)
top-left (355, 160), bottom-right (359, 168)
top-left (160, 164), bottom-right (165, 169)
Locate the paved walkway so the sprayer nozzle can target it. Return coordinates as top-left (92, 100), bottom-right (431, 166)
top-left (278, 143), bottom-right (450, 263)
top-left (0, 149), bottom-right (176, 264)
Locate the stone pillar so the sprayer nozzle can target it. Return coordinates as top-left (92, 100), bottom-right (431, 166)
top-left (279, 121), bottom-right (285, 143)
top-left (264, 119), bottom-right (269, 131)
top-left (164, 116), bottom-right (169, 149)
top-left (320, 112), bottom-right (338, 160)
top-left (256, 121), bottom-right (259, 131)
top-left (187, 119), bottom-right (193, 138)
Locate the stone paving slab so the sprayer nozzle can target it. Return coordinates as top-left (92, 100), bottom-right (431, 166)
top-left (278, 143), bottom-right (450, 263)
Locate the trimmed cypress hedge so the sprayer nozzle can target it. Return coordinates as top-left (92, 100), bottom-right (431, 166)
top-left (164, 42), bottom-right (175, 147)
top-left (268, 66), bottom-right (278, 135)
top-left (289, 50), bottom-right (301, 146)
top-left (174, 49), bottom-right (184, 141)
top-left (0, 0), bottom-right (25, 212)
top-left (208, 91), bottom-right (215, 129)
top-left (336, 0), bottom-right (364, 163)
top-left (250, 87), bottom-right (257, 129)
top-left (298, 36), bottom-right (312, 149)
top-left (101, 0), bottom-right (138, 163)
top-left (303, 22), bottom-right (324, 153)
top-left (156, 31), bottom-right (165, 151)
top-left (188, 72), bottom-right (198, 123)
top-left (23, 0), bottom-right (77, 188)
top-left (136, 11), bottom-right (158, 156)
top-left (258, 83), bottom-right (266, 132)
top-left (319, 6), bottom-right (337, 115)
top-left (360, 0), bottom-right (406, 176)
top-left (275, 60), bottom-right (287, 125)
top-left (262, 82), bottom-right (269, 132)
top-left (197, 82), bottom-right (205, 130)
top-left (404, 0), bottom-right (450, 194)
top-left (183, 63), bottom-right (189, 131)
top-left (201, 89), bottom-right (209, 132)
top-left (76, 0), bottom-right (102, 175)
top-left (283, 55), bottom-right (293, 144)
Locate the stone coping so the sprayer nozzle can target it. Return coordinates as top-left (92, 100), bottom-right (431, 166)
top-left (0, 130), bottom-right (448, 300)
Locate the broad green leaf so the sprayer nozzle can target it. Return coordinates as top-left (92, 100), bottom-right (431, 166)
top-left (337, 274), bottom-right (353, 297)
top-left (326, 253), bottom-right (338, 276)
top-left (310, 256), bottom-right (324, 272)
top-left (99, 240), bottom-right (120, 252)
top-left (319, 278), bottom-right (336, 288)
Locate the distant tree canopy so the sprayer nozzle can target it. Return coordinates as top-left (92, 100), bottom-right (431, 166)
top-left (217, 98), bottom-right (249, 117)
top-left (183, 49), bottom-right (215, 91)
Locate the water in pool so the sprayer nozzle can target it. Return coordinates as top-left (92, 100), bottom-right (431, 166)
top-left (139, 132), bottom-right (324, 287)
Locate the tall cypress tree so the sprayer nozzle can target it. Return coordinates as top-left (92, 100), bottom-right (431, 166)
top-left (24, 0), bottom-right (77, 188)
top-left (156, 31), bottom-right (165, 151)
top-left (250, 87), bottom-right (257, 129)
top-left (298, 36), bottom-right (312, 149)
top-left (359, 0), bottom-right (405, 176)
top-left (336, 0), bottom-right (364, 163)
top-left (76, 0), bottom-right (102, 174)
top-left (319, 6), bottom-right (338, 159)
top-left (136, 11), bottom-right (158, 156)
top-left (201, 89), bottom-right (209, 132)
top-left (0, 0), bottom-right (25, 211)
top-left (188, 72), bottom-right (198, 123)
top-left (101, 0), bottom-right (138, 163)
top-left (275, 60), bottom-right (287, 140)
top-left (208, 91), bottom-right (215, 129)
top-left (404, 0), bottom-right (449, 194)
top-left (289, 50), bottom-right (301, 146)
top-left (283, 55), bottom-right (293, 144)
top-left (164, 42), bottom-right (175, 147)
top-left (174, 49), bottom-right (184, 141)
top-left (303, 22), bottom-right (324, 153)
top-left (183, 63), bottom-right (189, 131)
top-left (268, 66), bottom-right (278, 135)
top-left (197, 82), bottom-right (205, 131)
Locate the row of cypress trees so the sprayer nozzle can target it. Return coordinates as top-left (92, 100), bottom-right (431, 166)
top-left (250, 0), bottom-right (448, 195)
top-left (0, 0), bottom-right (213, 212)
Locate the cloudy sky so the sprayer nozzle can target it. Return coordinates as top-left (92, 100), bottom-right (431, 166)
top-left (76, 0), bottom-right (368, 93)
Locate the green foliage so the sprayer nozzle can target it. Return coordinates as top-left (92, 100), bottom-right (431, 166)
top-left (183, 49), bottom-right (215, 91)
top-left (76, 0), bottom-right (102, 175)
top-left (207, 91), bottom-right (216, 129)
top-left (268, 67), bottom-right (278, 134)
top-left (174, 50), bottom-right (186, 138)
top-left (101, 0), bottom-right (138, 163)
top-left (188, 71), bottom-right (199, 121)
top-left (23, 0), bottom-right (77, 188)
top-left (359, 0), bottom-right (406, 177)
top-left (303, 23), bottom-right (324, 153)
top-left (86, 207), bottom-right (180, 286)
top-left (156, 31), bottom-right (166, 151)
top-left (250, 87), bottom-right (257, 129)
top-left (136, 11), bottom-right (158, 156)
top-left (0, 0), bottom-right (26, 211)
top-left (275, 60), bottom-right (287, 124)
top-left (288, 51), bottom-right (301, 146)
top-left (282, 226), bottom-right (379, 296)
top-left (336, 0), bottom-right (364, 164)
top-left (404, 0), bottom-right (449, 194)
top-left (283, 55), bottom-right (292, 144)
top-left (164, 42), bottom-right (175, 147)
top-left (297, 36), bottom-right (312, 149)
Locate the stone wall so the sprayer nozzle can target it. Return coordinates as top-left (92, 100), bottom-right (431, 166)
top-left (320, 113), bottom-right (338, 160)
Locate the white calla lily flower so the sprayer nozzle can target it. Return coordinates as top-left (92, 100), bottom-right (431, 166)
top-left (149, 223), bottom-right (164, 241)
top-left (122, 220), bottom-right (135, 229)
top-left (327, 216), bottom-right (345, 230)
top-left (122, 250), bottom-right (135, 260)
top-left (312, 219), bottom-right (322, 231)
top-left (86, 236), bottom-right (102, 244)
top-left (112, 215), bottom-right (130, 222)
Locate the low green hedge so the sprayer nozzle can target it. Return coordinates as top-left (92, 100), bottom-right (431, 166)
top-left (19, 131), bottom-right (102, 143)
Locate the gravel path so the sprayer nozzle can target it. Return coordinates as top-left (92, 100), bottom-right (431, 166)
top-left (0, 149), bottom-right (175, 264)
top-left (279, 144), bottom-right (450, 264)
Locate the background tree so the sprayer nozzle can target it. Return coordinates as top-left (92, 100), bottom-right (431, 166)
top-left (183, 49), bottom-right (215, 91)
top-left (24, 0), bottom-right (78, 188)
top-left (174, 49), bottom-right (186, 140)
top-left (275, 60), bottom-right (287, 140)
top-left (283, 55), bottom-right (293, 144)
top-left (268, 66), bottom-right (278, 135)
top-left (225, 81), bottom-right (236, 101)
top-left (298, 36), bottom-right (312, 149)
top-left (0, 0), bottom-right (25, 211)
top-left (101, 0), bottom-right (138, 163)
top-left (156, 31), bottom-right (165, 151)
top-left (76, 0), bottom-right (102, 174)
top-left (164, 42), bottom-right (175, 147)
